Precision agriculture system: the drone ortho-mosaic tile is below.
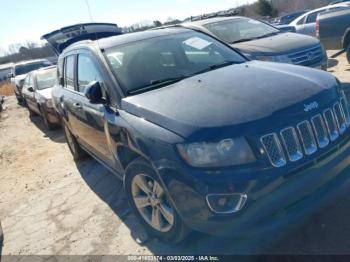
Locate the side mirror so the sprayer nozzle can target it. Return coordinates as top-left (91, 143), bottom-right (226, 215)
top-left (84, 81), bottom-right (104, 104)
top-left (28, 86), bottom-right (34, 92)
top-left (7, 73), bottom-right (14, 79)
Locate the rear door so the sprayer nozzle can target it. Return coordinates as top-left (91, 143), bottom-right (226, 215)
top-left (60, 54), bottom-right (85, 136)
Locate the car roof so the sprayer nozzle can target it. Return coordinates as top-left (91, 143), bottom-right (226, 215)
top-left (0, 63), bottom-right (14, 70)
top-left (65, 27), bottom-right (193, 52)
top-left (14, 59), bottom-right (49, 67)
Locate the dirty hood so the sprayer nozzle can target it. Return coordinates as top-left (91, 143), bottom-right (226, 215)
top-left (233, 32), bottom-right (320, 55)
top-left (121, 61), bottom-right (338, 139)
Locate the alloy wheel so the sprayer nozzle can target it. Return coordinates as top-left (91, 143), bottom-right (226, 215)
top-left (131, 174), bottom-right (174, 232)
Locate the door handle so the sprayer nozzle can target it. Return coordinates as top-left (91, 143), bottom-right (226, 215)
top-left (73, 103), bottom-right (82, 109)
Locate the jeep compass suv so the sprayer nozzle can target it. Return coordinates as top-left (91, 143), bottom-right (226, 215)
top-left (43, 25), bottom-right (350, 243)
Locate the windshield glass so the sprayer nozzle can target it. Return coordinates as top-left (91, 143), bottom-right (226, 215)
top-left (15, 61), bottom-right (52, 75)
top-left (36, 68), bottom-right (57, 90)
top-left (204, 18), bottom-right (280, 44)
top-left (105, 31), bottom-right (246, 95)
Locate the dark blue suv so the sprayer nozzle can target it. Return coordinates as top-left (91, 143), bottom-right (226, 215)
top-left (43, 23), bottom-right (350, 243)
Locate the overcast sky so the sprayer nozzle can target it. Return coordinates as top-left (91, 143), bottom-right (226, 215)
top-left (0, 0), bottom-right (257, 55)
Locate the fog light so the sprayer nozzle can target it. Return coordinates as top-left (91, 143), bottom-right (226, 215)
top-left (206, 193), bottom-right (247, 214)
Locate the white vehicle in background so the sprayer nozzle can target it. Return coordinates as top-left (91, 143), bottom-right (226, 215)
top-left (290, 3), bottom-right (350, 37)
top-left (0, 63), bottom-right (14, 82)
top-left (8, 59), bottom-right (52, 104)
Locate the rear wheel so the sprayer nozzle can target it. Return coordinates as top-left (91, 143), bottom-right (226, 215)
top-left (347, 44), bottom-right (350, 64)
top-left (16, 95), bottom-right (22, 104)
top-left (63, 124), bottom-right (88, 161)
top-left (124, 158), bottom-right (189, 243)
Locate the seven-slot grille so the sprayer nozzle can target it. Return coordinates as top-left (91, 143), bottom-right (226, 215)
top-left (288, 45), bottom-right (324, 66)
top-left (261, 95), bottom-right (350, 168)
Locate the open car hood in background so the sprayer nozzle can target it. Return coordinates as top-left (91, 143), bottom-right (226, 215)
top-left (41, 23), bottom-right (122, 55)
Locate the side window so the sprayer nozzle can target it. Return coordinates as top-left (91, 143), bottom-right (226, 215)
top-left (77, 54), bottom-right (102, 93)
top-left (306, 11), bottom-right (321, 24)
top-left (64, 55), bottom-right (75, 90)
top-left (297, 15), bottom-right (306, 25)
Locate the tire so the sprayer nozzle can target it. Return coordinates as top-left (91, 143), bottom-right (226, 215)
top-left (124, 158), bottom-right (189, 243)
top-left (347, 44), bottom-right (350, 64)
top-left (63, 124), bottom-right (88, 161)
top-left (16, 96), bottom-right (22, 104)
top-left (40, 108), bottom-right (56, 130)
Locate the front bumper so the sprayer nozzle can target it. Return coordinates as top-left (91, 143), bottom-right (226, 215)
top-left (154, 136), bottom-right (350, 237)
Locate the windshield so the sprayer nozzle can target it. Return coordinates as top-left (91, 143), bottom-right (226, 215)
top-left (105, 31), bottom-right (246, 95)
top-left (36, 68), bottom-right (57, 90)
top-left (204, 18), bottom-right (280, 44)
top-left (15, 61), bottom-right (52, 75)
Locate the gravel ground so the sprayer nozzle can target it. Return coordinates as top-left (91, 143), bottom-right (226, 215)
top-left (0, 53), bottom-right (349, 257)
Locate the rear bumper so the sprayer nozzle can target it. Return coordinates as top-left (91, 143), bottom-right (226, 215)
top-left (43, 106), bottom-right (60, 125)
top-left (155, 136), bottom-right (350, 237)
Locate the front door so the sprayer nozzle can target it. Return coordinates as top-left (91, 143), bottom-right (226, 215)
top-left (72, 52), bottom-right (115, 165)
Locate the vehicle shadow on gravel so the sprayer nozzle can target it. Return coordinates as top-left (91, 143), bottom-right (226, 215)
top-left (75, 156), bottom-right (350, 256)
top-left (328, 58), bottom-right (339, 70)
top-left (29, 115), bottom-right (65, 144)
top-left (74, 159), bottom-right (281, 256)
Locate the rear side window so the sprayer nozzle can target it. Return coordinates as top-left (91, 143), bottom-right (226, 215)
top-left (297, 15), bottom-right (306, 25)
top-left (64, 55), bottom-right (75, 90)
top-left (77, 54), bottom-right (102, 93)
top-left (306, 11), bottom-right (322, 24)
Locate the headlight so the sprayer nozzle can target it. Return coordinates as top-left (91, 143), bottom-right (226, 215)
top-left (255, 55), bottom-right (292, 64)
top-left (177, 137), bottom-right (256, 168)
top-left (46, 99), bottom-right (54, 108)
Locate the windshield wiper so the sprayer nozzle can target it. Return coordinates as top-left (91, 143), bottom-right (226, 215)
top-left (190, 61), bottom-right (238, 76)
top-left (256, 32), bottom-right (280, 39)
top-left (231, 38), bottom-right (257, 44)
top-left (127, 75), bottom-right (191, 95)
top-left (231, 32), bottom-right (280, 44)
top-left (126, 61), bottom-right (238, 95)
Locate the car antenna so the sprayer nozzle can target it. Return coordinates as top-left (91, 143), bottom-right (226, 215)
top-left (84, 0), bottom-right (102, 50)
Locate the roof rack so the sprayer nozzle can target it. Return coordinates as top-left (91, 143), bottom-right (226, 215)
top-left (190, 9), bottom-right (239, 22)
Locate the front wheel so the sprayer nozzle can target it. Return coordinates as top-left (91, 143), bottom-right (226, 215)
top-left (347, 44), bottom-right (350, 64)
top-left (124, 158), bottom-right (189, 243)
top-left (63, 124), bottom-right (88, 161)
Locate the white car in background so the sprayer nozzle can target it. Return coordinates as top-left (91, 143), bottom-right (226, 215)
top-left (8, 59), bottom-right (52, 103)
top-left (290, 3), bottom-right (350, 37)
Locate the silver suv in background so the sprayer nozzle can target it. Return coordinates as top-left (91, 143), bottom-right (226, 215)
top-left (289, 4), bottom-right (350, 37)
top-left (8, 59), bottom-right (53, 103)
top-left (182, 17), bottom-right (328, 70)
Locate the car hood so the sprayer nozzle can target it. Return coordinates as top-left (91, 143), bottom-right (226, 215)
top-left (121, 61), bottom-right (338, 140)
top-left (232, 33), bottom-right (320, 55)
top-left (36, 88), bottom-right (53, 100)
